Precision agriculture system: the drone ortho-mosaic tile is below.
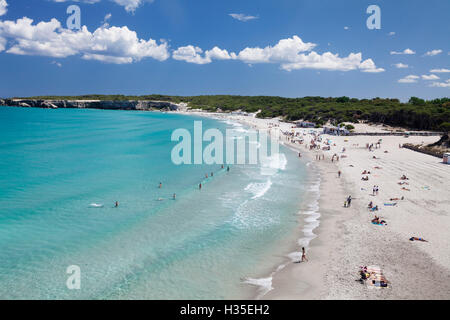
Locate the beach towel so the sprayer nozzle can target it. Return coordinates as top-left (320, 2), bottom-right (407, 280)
top-left (365, 266), bottom-right (389, 289)
top-left (384, 203), bottom-right (397, 206)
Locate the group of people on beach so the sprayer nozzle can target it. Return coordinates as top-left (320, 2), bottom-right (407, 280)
top-left (289, 131), bottom-right (433, 289)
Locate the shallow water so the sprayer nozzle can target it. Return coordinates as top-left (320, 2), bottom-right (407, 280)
top-left (0, 107), bottom-right (308, 299)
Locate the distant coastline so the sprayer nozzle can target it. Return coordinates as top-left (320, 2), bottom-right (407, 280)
top-left (0, 98), bottom-right (186, 112)
top-left (2, 94), bottom-right (449, 133)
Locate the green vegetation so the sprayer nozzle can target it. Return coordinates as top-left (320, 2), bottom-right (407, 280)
top-left (345, 124), bottom-right (355, 131)
top-left (14, 94), bottom-right (450, 131)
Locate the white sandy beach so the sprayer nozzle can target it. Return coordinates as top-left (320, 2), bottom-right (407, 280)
top-left (181, 110), bottom-right (450, 300)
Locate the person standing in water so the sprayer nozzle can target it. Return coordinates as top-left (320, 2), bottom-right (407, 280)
top-left (159, 182), bottom-right (162, 189)
top-left (115, 201), bottom-right (119, 208)
top-left (173, 193), bottom-right (176, 200)
top-left (199, 183), bottom-right (202, 190)
top-left (227, 166), bottom-right (230, 172)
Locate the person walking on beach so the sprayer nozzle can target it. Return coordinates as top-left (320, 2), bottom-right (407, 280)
top-left (301, 247), bottom-right (308, 262)
top-left (347, 195), bottom-right (352, 207)
top-left (338, 170), bottom-right (341, 178)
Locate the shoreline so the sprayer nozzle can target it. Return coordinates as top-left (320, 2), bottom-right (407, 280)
top-left (180, 110), bottom-right (331, 299)
top-left (181, 110), bottom-right (450, 300)
top-left (177, 110), bottom-right (325, 299)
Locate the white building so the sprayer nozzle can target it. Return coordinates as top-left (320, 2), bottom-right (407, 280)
top-left (323, 126), bottom-right (350, 136)
top-left (294, 120), bottom-right (316, 128)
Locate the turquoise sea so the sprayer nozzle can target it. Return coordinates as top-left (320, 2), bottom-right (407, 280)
top-left (0, 106), bottom-right (314, 299)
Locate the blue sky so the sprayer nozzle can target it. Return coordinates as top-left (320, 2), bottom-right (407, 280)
top-left (0, 0), bottom-right (449, 101)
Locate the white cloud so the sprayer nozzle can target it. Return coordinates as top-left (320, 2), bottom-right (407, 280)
top-left (424, 49), bottom-right (442, 56)
top-left (229, 13), bottom-right (258, 22)
top-left (174, 36), bottom-right (384, 73)
top-left (51, 0), bottom-right (153, 13)
top-left (112, 0), bottom-right (153, 13)
top-left (430, 79), bottom-right (450, 88)
top-left (51, 61), bottom-right (62, 67)
top-left (393, 63), bottom-right (408, 69)
top-left (398, 75), bottom-right (419, 83)
top-left (236, 36), bottom-right (316, 64)
top-left (430, 68), bottom-right (450, 73)
top-left (0, 36), bottom-right (6, 51)
top-left (0, 18), bottom-right (384, 74)
top-left (421, 74), bottom-right (440, 80)
top-left (51, 0), bottom-right (101, 4)
top-left (390, 48), bottom-right (415, 55)
top-left (172, 45), bottom-right (236, 64)
top-left (344, 26), bottom-right (349, 30)
top-left (101, 13), bottom-right (112, 28)
top-left (236, 36), bottom-right (383, 73)
top-left (0, 0), bottom-right (7, 17)
top-left (388, 32), bottom-right (395, 36)
top-left (0, 17), bottom-right (170, 63)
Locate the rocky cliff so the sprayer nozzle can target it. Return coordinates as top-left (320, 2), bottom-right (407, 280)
top-left (0, 99), bottom-right (187, 111)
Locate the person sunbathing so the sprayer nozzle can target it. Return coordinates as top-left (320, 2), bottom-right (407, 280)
top-left (362, 176), bottom-right (369, 181)
top-left (368, 201), bottom-right (373, 208)
top-left (390, 196), bottom-right (405, 201)
top-left (409, 237), bottom-right (428, 242)
top-left (372, 216), bottom-right (386, 225)
top-left (400, 175), bottom-right (409, 180)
